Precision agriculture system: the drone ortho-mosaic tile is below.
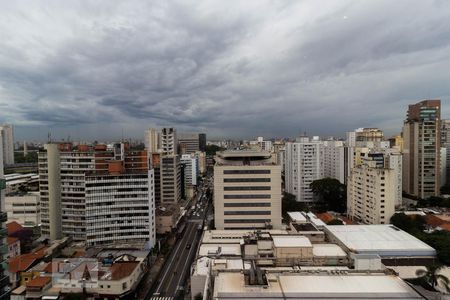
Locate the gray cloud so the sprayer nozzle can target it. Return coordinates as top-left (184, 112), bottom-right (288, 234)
top-left (0, 0), bottom-right (449, 141)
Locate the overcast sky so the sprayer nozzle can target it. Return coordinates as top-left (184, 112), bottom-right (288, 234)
top-left (1, 0), bottom-right (449, 142)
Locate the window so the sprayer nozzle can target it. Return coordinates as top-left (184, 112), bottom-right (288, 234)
top-left (224, 202), bottom-right (271, 207)
top-left (224, 211), bottom-right (271, 215)
top-left (224, 219), bottom-right (271, 223)
top-left (224, 178), bottom-right (270, 183)
top-left (224, 186), bottom-right (270, 191)
top-left (224, 170), bottom-right (270, 174)
top-left (224, 194), bottom-right (271, 199)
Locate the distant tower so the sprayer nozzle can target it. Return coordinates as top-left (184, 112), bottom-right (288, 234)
top-left (23, 141), bottom-right (28, 156)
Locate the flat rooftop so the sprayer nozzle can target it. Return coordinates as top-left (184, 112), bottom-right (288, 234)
top-left (272, 235), bottom-right (312, 248)
top-left (312, 244), bottom-right (347, 257)
top-left (326, 225), bottom-right (436, 257)
top-left (216, 150), bottom-right (271, 159)
top-left (287, 211), bottom-right (307, 222)
top-left (199, 244), bottom-right (242, 257)
top-left (213, 272), bottom-right (423, 299)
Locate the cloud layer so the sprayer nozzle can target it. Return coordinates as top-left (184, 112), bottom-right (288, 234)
top-left (1, 0), bottom-right (449, 141)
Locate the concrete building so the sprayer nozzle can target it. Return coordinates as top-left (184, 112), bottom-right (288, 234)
top-left (180, 154), bottom-right (198, 200)
top-left (39, 143), bottom-right (156, 247)
top-left (285, 137), bottom-right (324, 203)
top-left (402, 100), bottom-right (441, 199)
top-left (160, 155), bottom-right (182, 204)
top-left (442, 119), bottom-right (450, 186)
top-left (178, 133), bottom-right (206, 154)
top-left (214, 151), bottom-right (282, 230)
top-left (0, 135), bottom-right (10, 299)
top-left (5, 193), bottom-right (40, 226)
top-left (347, 152), bottom-right (401, 224)
top-left (161, 127), bottom-right (177, 155)
top-left (85, 168), bottom-right (155, 248)
top-left (144, 128), bottom-right (159, 153)
top-left (346, 128), bottom-right (384, 147)
top-left (250, 137), bottom-right (273, 152)
top-left (0, 124), bottom-right (14, 165)
top-left (322, 140), bottom-right (346, 184)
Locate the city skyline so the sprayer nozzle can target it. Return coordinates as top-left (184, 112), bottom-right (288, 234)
top-left (1, 1), bottom-right (450, 141)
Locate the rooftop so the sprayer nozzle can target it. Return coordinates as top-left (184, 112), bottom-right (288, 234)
top-left (326, 225), bottom-right (436, 256)
top-left (287, 211), bottom-right (306, 223)
top-left (213, 272), bottom-right (423, 299)
top-left (272, 235), bottom-right (312, 248)
top-left (312, 244), bottom-right (347, 257)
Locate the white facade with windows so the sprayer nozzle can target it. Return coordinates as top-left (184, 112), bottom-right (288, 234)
top-left (85, 170), bottom-right (155, 248)
top-left (161, 127), bottom-right (177, 155)
top-left (0, 124), bottom-right (14, 165)
top-left (285, 137), bottom-right (324, 203)
top-left (347, 154), bottom-right (398, 224)
top-left (322, 140), bottom-right (346, 184)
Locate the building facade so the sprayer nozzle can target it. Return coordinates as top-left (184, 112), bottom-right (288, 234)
top-left (285, 137), bottom-right (324, 203)
top-left (214, 151), bottom-right (282, 230)
top-left (144, 128), bottom-right (159, 154)
top-left (0, 124), bottom-right (14, 165)
top-left (85, 170), bottom-right (155, 248)
top-left (0, 134), bottom-right (10, 299)
top-left (402, 100), bottom-right (441, 199)
top-left (347, 152), bottom-right (400, 224)
top-left (160, 155), bottom-right (182, 204)
top-left (322, 140), bottom-right (346, 184)
top-left (161, 128), bottom-right (177, 155)
top-left (442, 119), bottom-right (450, 187)
top-left (5, 193), bottom-right (40, 226)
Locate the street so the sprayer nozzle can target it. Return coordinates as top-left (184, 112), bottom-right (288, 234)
top-left (148, 179), bottom-right (212, 300)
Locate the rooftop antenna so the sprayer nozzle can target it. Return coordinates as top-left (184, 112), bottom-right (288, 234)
top-left (48, 132), bottom-right (52, 143)
top-left (121, 128), bottom-right (124, 142)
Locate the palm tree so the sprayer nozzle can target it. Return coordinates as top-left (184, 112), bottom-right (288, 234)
top-left (416, 265), bottom-right (449, 291)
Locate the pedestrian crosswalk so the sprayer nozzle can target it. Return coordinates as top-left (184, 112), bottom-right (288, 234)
top-left (150, 297), bottom-right (173, 300)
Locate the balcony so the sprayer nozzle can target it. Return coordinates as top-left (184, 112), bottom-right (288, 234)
top-left (0, 275), bottom-right (8, 288)
top-left (0, 213), bottom-right (6, 223)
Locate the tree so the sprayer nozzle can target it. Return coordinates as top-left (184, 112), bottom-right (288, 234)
top-left (416, 265), bottom-right (449, 291)
top-left (390, 213), bottom-right (425, 234)
top-left (194, 293), bottom-right (203, 300)
top-left (327, 219), bottom-right (344, 225)
top-left (205, 145), bottom-right (225, 156)
top-left (310, 178), bottom-right (346, 213)
top-left (282, 192), bottom-right (308, 217)
top-left (63, 294), bottom-right (87, 300)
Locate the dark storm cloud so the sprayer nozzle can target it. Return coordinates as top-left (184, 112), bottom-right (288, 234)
top-left (1, 0), bottom-right (450, 141)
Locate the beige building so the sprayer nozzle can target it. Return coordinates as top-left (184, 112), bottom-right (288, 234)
top-left (347, 153), bottom-right (399, 224)
top-left (214, 151), bottom-right (282, 230)
top-left (402, 100), bottom-right (441, 199)
top-left (5, 193), bottom-right (40, 226)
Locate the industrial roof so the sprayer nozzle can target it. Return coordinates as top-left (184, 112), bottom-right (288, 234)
top-left (199, 244), bottom-right (242, 257)
top-left (213, 272), bottom-right (423, 299)
top-left (312, 244), bottom-right (347, 257)
top-left (306, 212), bottom-right (327, 227)
top-left (272, 235), bottom-right (312, 248)
top-left (287, 212), bottom-right (306, 222)
top-left (326, 225), bottom-right (436, 257)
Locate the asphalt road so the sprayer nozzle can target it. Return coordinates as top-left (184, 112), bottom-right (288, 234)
top-left (150, 183), bottom-right (211, 300)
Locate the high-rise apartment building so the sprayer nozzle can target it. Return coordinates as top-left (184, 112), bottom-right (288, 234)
top-left (214, 151), bottom-right (282, 230)
top-left (39, 143), bottom-right (155, 247)
top-left (0, 135), bottom-right (10, 299)
top-left (178, 133), bottom-right (205, 154)
top-left (346, 128), bottom-right (384, 147)
top-left (144, 128), bottom-right (159, 153)
top-left (322, 140), bottom-right (346, 184)
top-left (285, 137), bottom-right (324, 203)
top-left (0, 124), bottom-right (14, 165)
top-left (442, 119), bottom-right (450, 186)
top-left (180, 154), bottom-right (198, 199)
top-left (161, 127), bottom-right (177, 155)
top-left (402, 100), bottom-right (441, 199)
top-left (85, 166), bottom-right (155, 248)
top-left (347, 152), bottom-right (400, 224)
top-left (160, 155), bottom-right (182, 204)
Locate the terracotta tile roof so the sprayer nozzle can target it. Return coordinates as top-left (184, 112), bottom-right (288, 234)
top-left (110, 262), bottom-right (139, 280)
top-left (316, 213), bottom-right (334, 223)
top-left (8, 246), bottom-right (48, 273)
top-left (341, 217), bottom-right (354, 225)
top-left (7, 221), bottom-right (24, 235)
top-left (26, 276), bottom-right (51, 288)
top-left (7, 236), bottom-right (20, 245)
top-left (439, 223), bottom-right (450, 231)
top-left (425, 215), bottom-right (446, 227)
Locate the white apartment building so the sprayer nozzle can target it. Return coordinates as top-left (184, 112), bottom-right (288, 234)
top-left (347, 153), bottom-right (400, 224)
top-left (285, 137), bottom-right (324, 203)
top-left (85, 170), bottom-right (155, 248)
top-left (322, 140), bottom-right (346, 184)
top-left (181, 154), bottom-right (198, 199)
top-left (5, 192), bottom-right (40, 226)
top-left (160, 155), bottom-right (182, 204)
top-left (214, 151), bottom-right (282, 230)
top-left (161, 127), bottom-right (177, 155)
top-left (0, 124), bottom-right (14, 165)
top-left (144, 128), bottom-right (159, 153)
